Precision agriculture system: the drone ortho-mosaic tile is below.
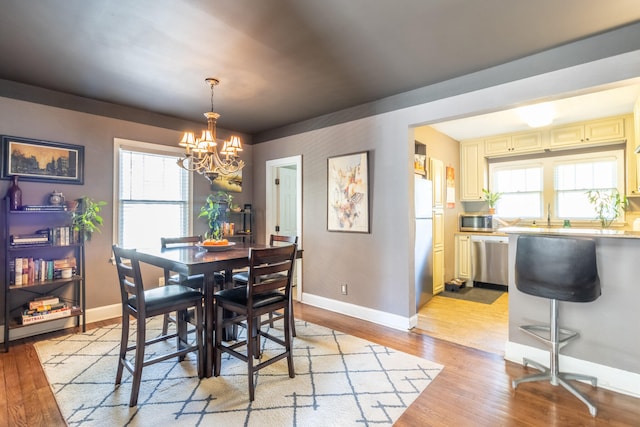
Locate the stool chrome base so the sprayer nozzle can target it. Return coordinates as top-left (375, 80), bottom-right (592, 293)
top-left (511, 300), bottom-right (598, 417)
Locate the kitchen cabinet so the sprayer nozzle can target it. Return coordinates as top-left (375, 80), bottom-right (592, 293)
top-left (432, 210), bottom-right (444, 294)
top-left (549, 117), bottom-right (625, 149)
top-left (484, 131), bottom-right (543, 157)
top-left (460, 139), bottom-right (486, 201)
top-left (628, 102), bottom-right (640, 196)
top-left (430, 158), bottom-right (444, 208)
top-left (455, 234), bottom-right (471, 280)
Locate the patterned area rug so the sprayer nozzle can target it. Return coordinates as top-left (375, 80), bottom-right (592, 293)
top-left (35, 317), bottom-right (442, 427)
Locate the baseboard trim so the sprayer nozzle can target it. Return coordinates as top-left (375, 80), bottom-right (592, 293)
top-left (505, 341), bottom-right (640, 398)
top-left (302, 293), bottom-right (414, 331)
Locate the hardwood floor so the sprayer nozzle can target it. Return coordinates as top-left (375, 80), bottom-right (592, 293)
top-left (416, 290), bottom-right (509, 355)
top-left (1, 303), bottom-right (639, 426)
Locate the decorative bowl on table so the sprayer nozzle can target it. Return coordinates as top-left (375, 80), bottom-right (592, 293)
top-left (196, 241), bottom-right (236, 252)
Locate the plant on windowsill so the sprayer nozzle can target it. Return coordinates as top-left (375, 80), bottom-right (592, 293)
top-left (71, 197), bottom-right (107, 242)
top-left (482, 188), bottom-right (502, 214)
top-left (199, 191), bottom-right (234, 240)
top-left (586, 189), bottom-right (629, 228)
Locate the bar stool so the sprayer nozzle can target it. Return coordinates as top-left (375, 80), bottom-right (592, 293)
top-left (512, 235), bottom-right (600, 417)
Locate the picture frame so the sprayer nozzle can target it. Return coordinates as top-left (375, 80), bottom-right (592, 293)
top-left (1, 135), bottom-right (84, 184)
top-left (327, 151), bottom-right (370, 233)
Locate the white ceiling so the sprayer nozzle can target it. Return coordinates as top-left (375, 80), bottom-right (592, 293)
top-left (429, 82), bottom-right (640, 141)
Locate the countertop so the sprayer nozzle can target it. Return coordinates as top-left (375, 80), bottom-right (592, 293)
top-left (498, 226), bottom-right (640, 239)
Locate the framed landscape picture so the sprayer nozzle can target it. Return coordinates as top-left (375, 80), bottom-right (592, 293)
top-left (1, 136), bottom-right (84, 184)
top-left (327, 151), bottom-right (370, 233)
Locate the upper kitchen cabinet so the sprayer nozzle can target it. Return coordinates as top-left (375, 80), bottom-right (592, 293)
top-left (628, 103), bottom-right (640, 197)
top-left (484, 131), bottom-right (543, 157)
top-left (460, 139), bottom-right (486, 201)
top-left (549, 116), bottom-right (626, 149)
top-left (430, 158), bottom-right (444, 208)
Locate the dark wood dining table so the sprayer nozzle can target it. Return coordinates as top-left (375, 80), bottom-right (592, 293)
top-left (135, 242), bottom-right (301, 377)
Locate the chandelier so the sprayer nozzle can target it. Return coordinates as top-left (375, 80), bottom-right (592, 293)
top-left (177, 77), bottom-right (244, 183)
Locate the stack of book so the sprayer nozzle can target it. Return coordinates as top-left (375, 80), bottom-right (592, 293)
top-left (10, 226), bottom-right (76, 247)
top-left (10, 230), bottom-right (50, 246)
top-left (21, 296), bottom-right (80, 325)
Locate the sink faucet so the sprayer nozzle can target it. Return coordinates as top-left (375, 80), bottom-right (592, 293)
top-left (547, 203), bottom-right (551, 227)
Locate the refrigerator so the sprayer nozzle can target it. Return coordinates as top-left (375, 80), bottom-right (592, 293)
top-left (415, 176), bottom-right (433, 311)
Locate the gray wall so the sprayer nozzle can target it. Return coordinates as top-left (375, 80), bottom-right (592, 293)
top-left (253, 49), bottom-right (640, 324)
top-left (0, 97), bottom-right (253, 312)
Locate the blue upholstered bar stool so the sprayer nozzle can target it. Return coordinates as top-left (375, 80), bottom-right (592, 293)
top-left (512, 235), bottom-right (600, 417)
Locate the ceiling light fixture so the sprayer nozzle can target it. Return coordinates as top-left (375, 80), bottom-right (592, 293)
top-left (177, 77), bottom-right (244, 183)
top-left (516, 102), bottom-right (556, 128)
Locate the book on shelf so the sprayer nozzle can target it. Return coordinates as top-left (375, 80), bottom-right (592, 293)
top-left (20, 205), bottom-right (67, 212)
top-left (21, 305), bottom-right (80, 325)
top-left (29, 296), bottom-right (60, 310)
top-left (24, 302), bottom-right (66, 315)
top-left (10, 257), bottom-right (76, 285)
top-left (10, 232), bottom-right (50, 246)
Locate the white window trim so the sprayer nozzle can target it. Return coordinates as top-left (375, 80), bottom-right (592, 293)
top-left (112, 138), bottom-right (193, 246)
top-left (488, 148), bottom-right (625, 225)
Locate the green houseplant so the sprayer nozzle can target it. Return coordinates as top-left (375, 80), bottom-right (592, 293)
top-left (199, 191), bottom-right (233, 240)
top-left (71, 197), bottom-right (107, 241)
top-left (586, 189), bottom-right (629, 228)
top-left (482, 188), bottom-right (502, 214)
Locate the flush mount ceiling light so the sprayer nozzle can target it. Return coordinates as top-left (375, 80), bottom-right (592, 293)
top-left (516, 102), bottom-right (556, 128)
top-left (177, 78), bottom-right (244, 183)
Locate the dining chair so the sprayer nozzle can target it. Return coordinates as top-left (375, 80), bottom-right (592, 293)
top-left (213, 243), bottom-right (297, 401)
top-left (112, 245), bottom-right (204, 407)
top-left (232, 234), bottom-right (298, 336)
top-left (160, 235), bottom-right (223, 334)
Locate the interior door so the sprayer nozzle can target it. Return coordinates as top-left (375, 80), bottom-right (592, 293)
top-left (277, 166), bottom-right (297, 236)
top-left (266, 156), bottom-right (303, 300)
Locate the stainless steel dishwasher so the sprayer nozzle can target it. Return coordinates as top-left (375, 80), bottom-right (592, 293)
top-left (471, 235), bottom-right (509, 287)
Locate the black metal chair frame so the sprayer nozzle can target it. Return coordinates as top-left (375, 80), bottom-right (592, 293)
top-left (113, 245), bottom-right (204, 407)
top-left (214, 244), bottom-right (297, 401)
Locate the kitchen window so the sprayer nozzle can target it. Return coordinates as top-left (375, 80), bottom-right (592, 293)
top-left (114, 138), bottom-right (192, 248)
top-left (489, 148), bottom-right (625, 222)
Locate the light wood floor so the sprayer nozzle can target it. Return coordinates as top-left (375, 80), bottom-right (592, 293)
top-left (416, 290), bottom-right (509, 355)
top-left (2, 302), bottom-right (639, 426)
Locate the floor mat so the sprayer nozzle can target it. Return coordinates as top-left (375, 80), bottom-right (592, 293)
top-left (438, 287), bottom-right (504, 304)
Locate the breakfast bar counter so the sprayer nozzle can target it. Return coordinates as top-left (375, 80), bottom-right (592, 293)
top-left (501, 227), bottom-right (640, 397)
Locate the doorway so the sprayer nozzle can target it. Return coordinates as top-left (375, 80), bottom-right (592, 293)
top-left (265, 155), bottom-right (303, 300)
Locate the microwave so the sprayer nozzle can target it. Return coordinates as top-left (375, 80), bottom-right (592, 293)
top-left (459, 213), bottom-right (494, 232)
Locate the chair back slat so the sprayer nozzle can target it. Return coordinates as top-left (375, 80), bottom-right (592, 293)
top-left (113, 245), bottom-right (146, 310)
top-left (269, 234), bottom-right (298, 246)
top-left (248, 245), bottom-right (296, 297)
top-left (161, 235), bottom-right (202, 248)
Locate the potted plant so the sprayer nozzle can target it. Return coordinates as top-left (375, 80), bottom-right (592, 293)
top-left (71, 197), bottom-right (107, 242)
top-left (586, 189), bottom-right (629, 228)
top-left (482, 188), bottom-right (502, 214)
top-left (199, 191), bottom-right (233, 240)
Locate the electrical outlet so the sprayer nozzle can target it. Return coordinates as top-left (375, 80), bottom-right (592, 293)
top-left (341, 284), bottom-right (348, 295)
top-left (159, 276), bottom-right (165, 286)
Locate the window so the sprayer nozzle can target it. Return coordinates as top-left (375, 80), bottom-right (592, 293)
top-left (114, 139), bottom-right (192, 248)
top-left (489, 148), bottom-right (625, 223)
top-left (492, 162), bottom-right (543, 218)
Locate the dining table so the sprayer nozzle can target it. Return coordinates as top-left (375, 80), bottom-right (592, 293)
top-left (135, 241), bottom-right (301, 377)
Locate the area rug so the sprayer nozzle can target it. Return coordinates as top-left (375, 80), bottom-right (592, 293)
top-left (35, 317), bottom-right (443, 427)
top-left (439, 287), bottom-right (504, 304)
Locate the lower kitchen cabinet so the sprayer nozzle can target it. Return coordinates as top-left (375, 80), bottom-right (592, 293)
top-left (455, 234), bottom-right (471, 280)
